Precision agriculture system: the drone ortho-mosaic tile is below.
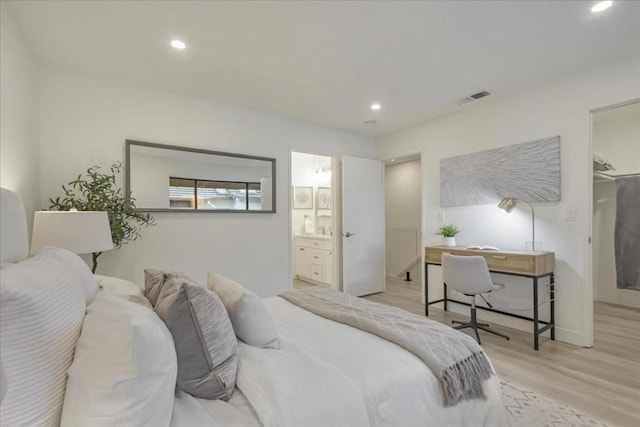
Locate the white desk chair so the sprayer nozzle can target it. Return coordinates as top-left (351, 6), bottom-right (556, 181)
top-left (441, 253), bottom-right (510, 344)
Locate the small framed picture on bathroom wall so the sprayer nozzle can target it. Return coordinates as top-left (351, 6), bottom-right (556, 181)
top-left (317, 187), bottom-right (332, 210)
top-left (293, 186), bottom-right (313, 209)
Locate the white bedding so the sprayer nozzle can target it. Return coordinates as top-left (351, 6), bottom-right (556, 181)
top-left (171, 388), bottom-right (259, 427)
top-left (237, 338), bottom-right (370, 427)
top-left (171, 296), bottom-right (508, 427)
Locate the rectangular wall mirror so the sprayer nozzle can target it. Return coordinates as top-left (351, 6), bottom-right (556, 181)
top-left (126, 140), bottom-right (276, 213)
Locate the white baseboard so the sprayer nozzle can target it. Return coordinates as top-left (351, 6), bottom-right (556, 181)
top-left (554, 327), bottom-right (586, 347)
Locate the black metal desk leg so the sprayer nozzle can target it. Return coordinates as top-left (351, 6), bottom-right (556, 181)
top-left (444, 283), bottom-right (448, 312)
top-left (550, 273), bottom-right (555, 341)
top-left (533, 277), bottom-right (539, 351)
top-left (425, 263), bottom-right (429, 316)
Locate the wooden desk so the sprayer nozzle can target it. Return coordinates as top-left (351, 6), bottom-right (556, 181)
top-left (425, 246), bottom-right (555, 350)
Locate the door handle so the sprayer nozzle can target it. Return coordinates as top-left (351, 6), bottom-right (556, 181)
top-left (344, 232), bottom-right (356, 238)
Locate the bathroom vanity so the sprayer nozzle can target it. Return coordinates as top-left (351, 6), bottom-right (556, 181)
top-left (294, 235), bottom-right (334, 286)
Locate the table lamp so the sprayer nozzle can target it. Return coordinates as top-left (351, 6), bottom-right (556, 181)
top-left (31, 209), bottom-right (113, 273)
top-left (498, 197), bottom-right (540, 252)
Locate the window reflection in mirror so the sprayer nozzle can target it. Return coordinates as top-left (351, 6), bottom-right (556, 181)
top-left (126, 140), bottom-right (276, 213)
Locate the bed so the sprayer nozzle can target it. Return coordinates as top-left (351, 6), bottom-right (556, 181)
top-left (0, 187), bottom-right (508, 427)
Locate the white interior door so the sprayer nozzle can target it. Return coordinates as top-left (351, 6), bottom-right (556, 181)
top-left (342, 155), bottom-right (385, 296)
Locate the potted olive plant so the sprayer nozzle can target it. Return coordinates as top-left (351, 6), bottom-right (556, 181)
top-left (436, 224), bottom-right (460, 247)
top-left (48, 162), bottom-right (156, 273)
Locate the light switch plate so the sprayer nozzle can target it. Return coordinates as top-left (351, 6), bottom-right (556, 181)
top-left (564, 207), bottom-right (576, 221)
top-left (438, 209), bottom-right (446, 222)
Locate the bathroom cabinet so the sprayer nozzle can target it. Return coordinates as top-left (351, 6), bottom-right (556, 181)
top-left (294, 236), bottom-right (334, 286)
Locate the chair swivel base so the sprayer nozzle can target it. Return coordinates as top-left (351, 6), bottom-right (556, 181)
top-left (451, 308), bottom-right (510, 345)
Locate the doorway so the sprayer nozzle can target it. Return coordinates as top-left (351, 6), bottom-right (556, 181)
top-left (290, 151), bottom-right (336, 290)
top-left (383, 155), bottom-right (422, 301)
top-left (591, 100), bottom-right (640, 309)
top-left (290, 152), bottom-right (386, 296)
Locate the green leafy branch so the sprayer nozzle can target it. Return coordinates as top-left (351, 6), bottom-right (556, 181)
top-left (48, 162), bottom-right (156, 272)
top-left (436, 224), bottom-right (460, 238)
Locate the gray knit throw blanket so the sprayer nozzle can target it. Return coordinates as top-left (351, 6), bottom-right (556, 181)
top-left (280, 286), bottom-right (494, 407)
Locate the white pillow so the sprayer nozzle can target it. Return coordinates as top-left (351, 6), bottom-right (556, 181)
top-left (207, 272), bottom-right (280, 349)
top-left (95, 274), bottom-right (152, 308)
top-left (61, 288), bottom-right (177, 427)
top-left (0, 246), bottom-right (86, 426)
top-left (22, 245), bottom-right (99, 304)
top-left (49, 246), bottom-right (99, 304)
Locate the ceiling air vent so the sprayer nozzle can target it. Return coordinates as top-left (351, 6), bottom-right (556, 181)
top-left (457, 90), bottom-right (493, 106)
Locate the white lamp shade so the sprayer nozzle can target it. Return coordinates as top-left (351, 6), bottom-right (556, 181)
top-left (31, 211), bottom-right (114, 255)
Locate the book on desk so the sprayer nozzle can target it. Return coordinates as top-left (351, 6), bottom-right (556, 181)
top-left (465, 245), bottom-right (500, 251)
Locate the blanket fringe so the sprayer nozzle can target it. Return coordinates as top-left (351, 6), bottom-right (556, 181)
top-left (441, 351), bottom-right (493, 407)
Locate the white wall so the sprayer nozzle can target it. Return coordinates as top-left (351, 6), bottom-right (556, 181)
top-left (592, 105), bottom-right (640, 307)
top-left (385, 159), bottom-right (421, 279)
top-left (377, 55), bottom-right (640, 346)
top-left (593, 109), bottom-right (640, 176)
top-left (38, 67), bottom-right (374, 296)
top-left (0, 3), bottom-right (39, 234)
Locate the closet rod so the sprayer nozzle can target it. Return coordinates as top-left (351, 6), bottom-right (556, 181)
top-left (593, 171), bottom-right (614, 180)
top-left (594, 172), bottom-right (640, 179)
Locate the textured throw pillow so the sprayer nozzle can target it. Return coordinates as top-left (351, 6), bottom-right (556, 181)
top-left (144, 268), bottom-right (188, 307)
top-left (144, 268), bottom-right (170, 306)
top-left (61, 288), bottom-right (177, 427)
top-left (207, 272), bottom-right (280, 349)
top-left (154, 275), bottom-right (238, 400)
top-left (0, 246), bottom-right (86, 426)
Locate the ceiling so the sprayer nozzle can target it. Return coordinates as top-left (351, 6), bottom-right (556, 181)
top-left (8, 0), bottom-right (640, 136)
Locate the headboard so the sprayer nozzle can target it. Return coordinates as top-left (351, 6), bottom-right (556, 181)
top-left (0, 188), bottom-right (29, 266)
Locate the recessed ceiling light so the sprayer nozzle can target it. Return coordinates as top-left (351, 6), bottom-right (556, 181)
top-left (591, 1), bottom-right (613, 12)
top-left (170, 40), bottom-right (186, 50)
top-left (370, 103), bottom-right (382, 111)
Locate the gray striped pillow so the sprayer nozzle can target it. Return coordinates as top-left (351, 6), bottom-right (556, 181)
top-left (154, 275), bottom-right (238, 400)
top-left (0, 247), bottom-right (86, 426)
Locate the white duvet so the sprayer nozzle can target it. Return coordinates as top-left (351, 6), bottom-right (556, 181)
top-left (171, 296), bottom-right (508, 427)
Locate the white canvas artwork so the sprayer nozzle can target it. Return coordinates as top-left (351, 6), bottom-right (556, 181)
top-left (440, 136), bottom-right (560, 207)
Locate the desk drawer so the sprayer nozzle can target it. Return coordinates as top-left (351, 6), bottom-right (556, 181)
top-left (425, 246), bottom-right (553, 276)
top-left (295, 237), bottom-right (323, 249)
top-left (425, 249), bottom-right (445, 264)
top-left (485, 253), bottom-right (534, 274)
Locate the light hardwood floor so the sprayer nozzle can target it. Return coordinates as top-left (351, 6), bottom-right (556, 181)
top-left (361, 277), bottom-right (640, 427)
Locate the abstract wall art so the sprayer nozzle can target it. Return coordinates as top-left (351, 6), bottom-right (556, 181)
top-left (440, 136), bottom-right (560, 207)
top-left (293, 186), bottom-right (313, 209)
